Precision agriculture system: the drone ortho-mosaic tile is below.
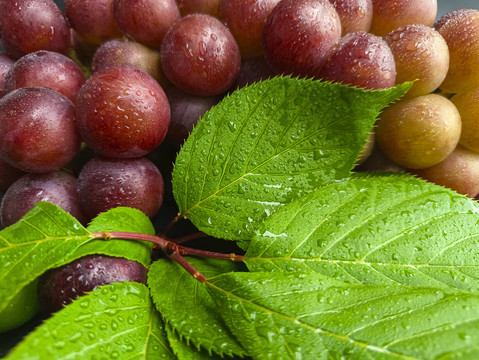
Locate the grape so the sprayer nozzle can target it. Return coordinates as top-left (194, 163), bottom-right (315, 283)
top-left (369, 0), bottom-right (437, 37)
top-left (75, 66), bottom-right (170, 158)
top-left (385, 24), bottom-right (449, 98)
top-left (77, 156), bottom-right (165, 220)
top-left (0, 157), bottom-right (27, 192)
top-left (0, 53), bottom-right (15, 97)
top-left (161, 14), bottom-right (241, 96)
top-left (37, 254), bottom-right (148, 313)
top-left (165, 86), bottom-right (221, 148)
top-left (435, 9), bottom-right (479, 94)
top-left (219, 0), bottom-right (281, 58)
top-left (354, 145), bottom-right (406, 173)
top-left (330, 0), bottom-right (373, 35)
top-left (450, 87), bottom-right (479, 154)
top-left (319, 31), bottom-right (396, 90)
top-left (0, 87), bottom-right (80, 173)
top-left (0, 170), bottom-right (86, 227)
top-left (176, 0), bottom-right (221, 17)
top-left (375, 94), bottom-right (461, 169)
top-left (413, 145), bottom-right (479, 198)
top-left (3, 50), bottom-right (86, 102)
top-left (0, 0), bottom-right (71, 58)
top-left (91, 39), bottom-right (166, 86)
top-left (64, 0), bottom-right (123, 45)
top-left (262, 0), bottom-right (342, 78)
top-left (233, 55), bottom-right (278, 89)
top-left (113, 0), bottom-right (180, 49)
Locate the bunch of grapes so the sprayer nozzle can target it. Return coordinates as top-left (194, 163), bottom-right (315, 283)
top-left (0, 0), bottom-right (477, 317)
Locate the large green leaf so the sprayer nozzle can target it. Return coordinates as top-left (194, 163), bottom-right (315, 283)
top-left (245, 174), bottom-right (479, 292)
top-left (4, 282), bottom-right (175, 360)
top-left (172, 77), bottom-right (411, 244)
top-left (70, 207), bottom-right (155, 266)
top-left (207, 271), bottom-right (479, 359)
top-left (0, 202), bottom-right (92, 314)
top-left (148, 258), bottom-right (247, 358)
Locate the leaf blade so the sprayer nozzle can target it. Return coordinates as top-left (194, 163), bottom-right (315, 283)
top-left (172, 77), bottom-right (411, 243)
top-left (4, 282), bottom-right (175, 360)
top-left (207, 271), bottom-right (479, 360)
top-left (245, 174), bottom-right (479, 292)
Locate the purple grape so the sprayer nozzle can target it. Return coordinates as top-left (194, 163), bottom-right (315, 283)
top-left (0, 53), bottom-right (15, 97)
top-left (37, 254), bottom-right (148, 313)
top-left (77, 156), bottom-right (165, 220)
top-left (3, 50), bottom-right (86, 102)
top-left (0, 170), bottom-right (86, 227)
top-left (233, 55), bottom-right (278, 89)
top-left (0, 87), bottom-right (80, 173)
top-left (0, 157), bottom-right (27, 192)
top-left (75, 66), bottom-right (170, 158)
top-left (161, 14), bottom-right (241, 96)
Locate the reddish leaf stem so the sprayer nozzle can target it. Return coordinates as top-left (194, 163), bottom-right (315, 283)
top-left (171, 231), bottom-right (208, 244)
top-left (161, 213), bottom-right (184, 236)
top-left (91, 231), bottom-right (244, 282)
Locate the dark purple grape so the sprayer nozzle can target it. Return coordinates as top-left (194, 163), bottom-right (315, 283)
top-left (319, 31), bottom-right (396, 90)
top-left (3, 50), bottom-right (86, 102)
top-left (262, 0), bottom-right (342, 78)
top-left (64, 0), bottom-right (123, 45)
top-left (165, 86), bottom-right (221, 148)
top-left (176, 0), bottom-right (221, 17)
top-left (233, 55), bottom-right (278, 89)
top-left (161, 14), bottom-right (241, 96)
top-left (91, 39), bottom-right (167, 86)
top-left (0, 0), bottom-right (71, 59)
top-left (113, 0), bottom-right (180, 49)
top-left (0, 87), bottom-right (80, 173)
top-left (37, 254), bottom-right (148, 313)
top-left (330, 0), bottom-right (373, 35)
top-left (369, 0), bottom-right (437, 36)
top-left (0, 157), bottom-right (27, 192)
top-left (219, 0), bottom-right (281, 57)
top-left (0, 170), bottom-right (86, 227)
top-left (77, 156), bottom-right (165, 220)
top-left (75, 66), bottom-right (170, 158)
top-left (0, 53), bottom-right (15, 97)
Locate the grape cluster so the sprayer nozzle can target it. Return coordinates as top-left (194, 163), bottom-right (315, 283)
top-left (0, 0), bottom-right (477, 313)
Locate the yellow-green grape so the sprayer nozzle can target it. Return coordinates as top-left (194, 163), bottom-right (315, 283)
top-left (451, 87), bottom-right (479, 153)
top-left (385, 24), bottom-right (449, 98)
top-left (435, 9), bottom-right (479, 94)
top-left (375, 94), bottom-right (461, 169)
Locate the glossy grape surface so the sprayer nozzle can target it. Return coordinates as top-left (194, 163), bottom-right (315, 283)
top-left (331, 0), bottom-right (373, 35)
top-left (75, 66), bottom-right (170, 158)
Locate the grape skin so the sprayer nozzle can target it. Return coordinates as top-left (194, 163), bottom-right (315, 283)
top-left (77, 156), bottom-right (165, 221)
top-left (262, 0), bottom-right (342, 78)
top-left (0, 170), bottom-right (86, 227)
top-left (330, 0), bottom-right (373, 35)
top-left (75, 66), bottom-right (170, 158)
top-left (0, 87), bottom-right (80, 173)
top-left (451, 87), bottom-right (479, 153)
top-left (161, 14), bottom-right (241, 96)
top-left (375, 94), bottom-right (461, 169)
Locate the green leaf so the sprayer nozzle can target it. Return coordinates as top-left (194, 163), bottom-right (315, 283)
top-left (70, 207), bottom-right (155, 266)
top-left (0, 202), bottom-right (92, 315)
top-left (207, 271), bottom-right (479, 360)
top-left (245, 174), bottom-right (479, 292)
top-left (172, 77), bottom-right (411, 245)
top-left (164, 322), bottom-right (224, 360)
top-left (4, 282), bottom-right (176, 360)
top-left (148, 257), bottom-right (247, 358)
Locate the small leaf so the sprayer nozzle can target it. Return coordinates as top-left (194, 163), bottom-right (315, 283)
top-left (0, 202), bottom-right (92, 315)
top-left (246, 174), bottom-right (479, 292)
top-left (4, 282), bottom-right (176, 360)
top-left (70, 207), bottom-right (155, 266)
top-left (148, 257), bottom-right (247, 358)
top-left (207, 271), bottom-right (479, 359)
top-left (165, 322), bottom-right (224, 360)
top-left (172, 77), bottom-right (411, 245)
